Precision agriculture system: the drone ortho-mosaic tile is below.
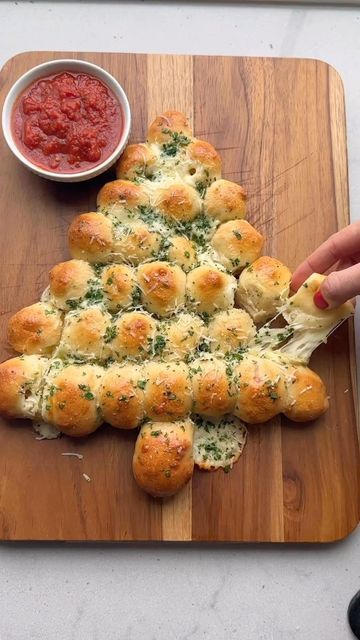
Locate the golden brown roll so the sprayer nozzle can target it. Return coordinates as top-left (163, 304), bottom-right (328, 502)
top-left (0, 355), bottom-right (46, 418)
top-left (283, 365), bottom-right (329, 422)
top-left (166, 235), bottom-right (197, 271)
top-left (58, 308), bottom-right (112, 361)
top-left (186, 265), bottom-right (236, 314)
top-left (116, 143), bottom-right (157, 181)
top-left (101, 264), bottom-right (137, 311)
top-left (113, 221), bottom-right (161, 265)
top-left (99, 363), bottom-right (145, 429)
top-left (191, 356), bottom-right (236, 417)
top-left (186, 139), bottom-right (222, 183)
top-left (8, 303), bottom-right (63, 355)
top-left (132, 418), bottom-right (194, 497)
top-left (49, 260), bottom-right (96, 310)
top-left (157, 313), bottom-right (205, 361)
top-left (42, 362), bottom-right (103, 437)
top-left (207, 309), bottom-right (256, 354)
top-left (234, 355), bottom-right (288, 423)
top-left (211, 220), bottom-right (264, 272)
top-left (235, 256), bottom-right (292, 324)
top-left (111, 311), bottom-right (157, 360)
top-left (137, 261), bottom-right (186, 316)
top-left (68, 212), bottom-right (114, 263)
top-left (97, 179), bottom-right (149, 220)
top-left (143, 361), bottom-right (192, 421)
top-left (153, 181), bottom-right (202, 222)
top-left (204, 179), bottom-right (246, 222)
top-left (147, 110), bottom-right (192, 144)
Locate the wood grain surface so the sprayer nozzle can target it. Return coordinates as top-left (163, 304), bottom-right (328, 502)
top-left (0, 51), bottom-right (358, 542)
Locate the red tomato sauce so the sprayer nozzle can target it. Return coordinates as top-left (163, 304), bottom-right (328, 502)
top-left (12, 72), bottom-right (123, 173)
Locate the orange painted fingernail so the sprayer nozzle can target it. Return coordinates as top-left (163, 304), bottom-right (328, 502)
top-left (313, 290), bottom-right (329, 309)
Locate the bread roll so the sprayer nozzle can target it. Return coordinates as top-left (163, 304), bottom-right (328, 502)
top-left (59, 308), bottom-right (112, 361)
top-left (165, 235), bottom-right (197, 271)
top-left (101, 264), bottom-right (137, 311)
top-left (157, 313), bottom-right (205, 361)
top-left (204, 179), bottom-right (246, 222)
top-left (234, 355), bottom-right (287, 423)
top-left (236, 256), bottom-right (292, 323)
top-left (0, 355), bottom-right (46, 418)
top-left (132, 419), bottom-right (194, 497)
top-left (186, 265), bottom-right (236, 314)
top-left (97, 179), bottom-right (149, 221)
top-left (147, 111), bottom-right (192, 144)
top-left (137, 261), bottom-right (186, 316)
top-left (68, 213), bottom-right (114, 263)
top-left (186, 139), bottom-right (221, 183)
top-left (153, 182), bottom-right (202, 222)
top-left (191, 356), bottom-right (236, 417)
top-left (143, 361), bottom-right (192, 421)
top-left (113, 221), bottom-right (161, 265)
top-left (283, 365), bottom-right (329, 422)
top-left (283, 273), bottom-right (354, 330)
top-left (116, 143), bottom-right (157, 181)
top-left (49, 260), bottom-right (95, 310)
top-left (111, 311), bottom-right (157, 360)
top-left (211, 220), bottom-right (264, 272)
top-left (8, 303), bottom-right (63, 355)
top-left (99, 364), bottom-right (145, 429)
top-left (42, 362), bottom-right (103, 436)
top-left (207, 309), bottom-right (256, 354)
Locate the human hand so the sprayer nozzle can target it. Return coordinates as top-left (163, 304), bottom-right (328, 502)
top-left (291, 221), bottom-right (360, 309)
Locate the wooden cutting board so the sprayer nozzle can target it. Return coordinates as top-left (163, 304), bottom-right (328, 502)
top-left (0, 51), bottom-right (358, 542)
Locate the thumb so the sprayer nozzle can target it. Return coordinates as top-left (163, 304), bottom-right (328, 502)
top-left (314, 263), bottom-right (360, 309)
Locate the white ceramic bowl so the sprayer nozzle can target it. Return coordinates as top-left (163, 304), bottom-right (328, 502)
top-left (1, 59), bottom-right (131, 182)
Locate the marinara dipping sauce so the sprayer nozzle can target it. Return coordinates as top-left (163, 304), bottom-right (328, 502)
top-left (12, 72), bottom-right (123, 173)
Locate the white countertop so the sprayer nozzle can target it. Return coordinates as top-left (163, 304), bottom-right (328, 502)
top-left (2, 2), bottom-right (360, 638)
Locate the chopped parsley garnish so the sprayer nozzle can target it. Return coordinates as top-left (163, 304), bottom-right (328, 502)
top-left (150, 430), bottom-right (162, 437)
top-left (78, 384), bottom-right (95, 400)
top-left (104, 325), bottom-right (118, 343)
top-left (269, 390), bottom-right (279, 401)
top-left (161, 130), bottom-right (191, 156)
top-left (198, 340), bottom-right (211, 353)
top-left (137, 379), bottom-right (147, 390)
top-left (84, 281), bottom-right (103, 304)
top-left (153, 334), bottom-right (166, 356)
top-left (132, 286), bottom-right (142, 306)
top-left (225, 364), bottom-right (233, 377)
top-left (195, 181), bottom-right (207, 198)
top-left (66, 299), bottom-right (80, 310)
top-left (199, 311), bottom-right (211, 325)
top-left (93, 264), bottom-right (104, 277)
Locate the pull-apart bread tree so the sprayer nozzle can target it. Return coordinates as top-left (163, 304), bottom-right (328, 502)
top-left (0, 111), bottom-right (353, 498)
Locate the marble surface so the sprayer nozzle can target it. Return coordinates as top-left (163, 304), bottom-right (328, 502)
top-left (1, 2), bottom-right (360, 638)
